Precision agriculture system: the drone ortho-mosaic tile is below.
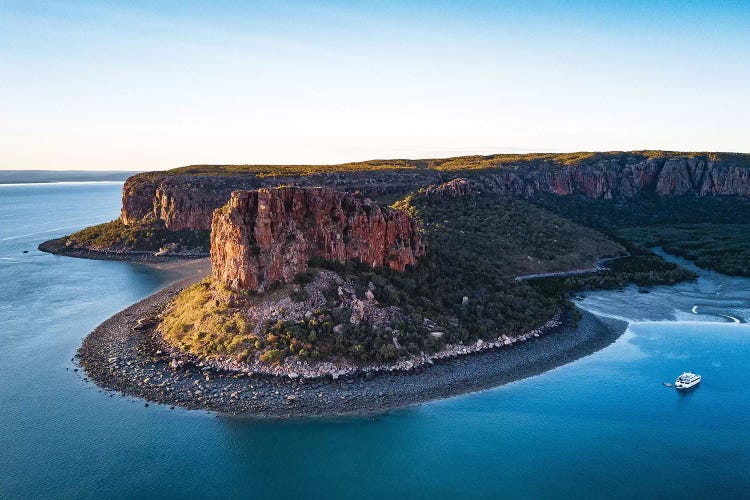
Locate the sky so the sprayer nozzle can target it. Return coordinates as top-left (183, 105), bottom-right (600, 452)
top-left (1, 0), bottom-right (749, 171)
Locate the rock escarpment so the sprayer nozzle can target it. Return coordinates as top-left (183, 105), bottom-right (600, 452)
top-left (211, 187), bottom-right (424, 291)
top-left (121, 152), bottom-right (750, 232)
top-left (471, 155), bottom-right (750, 199)
top-left (121, 170), bottom-right (442, 230)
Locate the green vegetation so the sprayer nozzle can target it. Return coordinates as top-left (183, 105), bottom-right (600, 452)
top-left (617, 225), bottom-right (750, 276)
top-left (260, 314), bottom-right (416, 364)
top-left (158, 191), bottom-right (698, 366)
top-left (533, 192), bottom-right (750, 228)
top-left (159, 279), bottom-right (258, 362)
top-left (310, 194), bottom-right (690, 352)
top-left (533, 193), bottom-right (750, 276)
top-left (164, 151), bottom-right (750, 178)
top-left (304, 193), bottom-right (626, 357)
top-left (529, 248), bottom-right (697, 298)
top-left (159, 276), bottom-right (428, 364)
top-left (393, 192), bottom-right (623, 277)
top-left (64, 219), bottom-right (209, 252)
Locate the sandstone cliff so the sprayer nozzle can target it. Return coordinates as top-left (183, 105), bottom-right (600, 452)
top-left (121, 152), bottom-right (750, 232)
top-left (121, 170), bottom-right (442, 230)
top-left (211, 187), bottom-right (424, 291)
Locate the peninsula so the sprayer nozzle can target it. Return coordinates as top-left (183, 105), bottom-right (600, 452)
top-left (47, 150), bottom-right (750, 416)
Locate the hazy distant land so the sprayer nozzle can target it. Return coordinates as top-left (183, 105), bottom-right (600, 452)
top-left (0, 170), bottom-right (139, 184)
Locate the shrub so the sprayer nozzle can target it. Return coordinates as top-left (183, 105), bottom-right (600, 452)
top-left (65, 219), bottom-right (209, 252)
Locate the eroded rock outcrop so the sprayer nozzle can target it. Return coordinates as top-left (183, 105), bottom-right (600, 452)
top-left (423, 178), bottom-right (481, 197)
top-left (211, 187), bottom-right (424, 291)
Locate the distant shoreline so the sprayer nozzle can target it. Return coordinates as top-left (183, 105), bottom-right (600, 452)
top-left (77, 263), bottom-right (628, 417)
top-left (0, 180), bottom-right (125, 187)
top-left (0, 170), bottom-right (137, 184)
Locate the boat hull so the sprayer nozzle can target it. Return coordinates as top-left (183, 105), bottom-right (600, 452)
top-left (675, 378), bottom-right (701, 390)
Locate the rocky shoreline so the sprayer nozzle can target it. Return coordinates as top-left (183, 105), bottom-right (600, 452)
top-left (38, 237), bottom-right (208, 263)
top-left (78, 277), bottom-right (628, 418)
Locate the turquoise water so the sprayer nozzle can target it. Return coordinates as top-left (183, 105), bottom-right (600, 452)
top-left (1, 183), bottom-right (749, 499)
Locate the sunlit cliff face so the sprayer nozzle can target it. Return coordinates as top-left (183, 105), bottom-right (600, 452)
top-left (210, 187), bottom-right (424, 292)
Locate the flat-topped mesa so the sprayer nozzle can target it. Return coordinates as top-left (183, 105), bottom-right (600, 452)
top-left (211, 187), bottom-right (425, 291)
top-left (120, 152), bottom-right (750, 231)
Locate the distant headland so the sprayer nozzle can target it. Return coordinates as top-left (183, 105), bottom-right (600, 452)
top-left (0, 170), bottom-right (138, 184)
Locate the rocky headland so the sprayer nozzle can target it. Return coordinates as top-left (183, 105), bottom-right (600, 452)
top-left (59, 152), bottom-right (731, 417)
top-left (156, 186), bottom-right (446, 376)
top-left (77, 271), bottom-right (627, 417)
top-left (73, 181), bottom-right (636, 416)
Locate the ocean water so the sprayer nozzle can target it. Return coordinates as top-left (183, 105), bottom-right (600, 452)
top-left (1, 182), bottom-right (748, 499)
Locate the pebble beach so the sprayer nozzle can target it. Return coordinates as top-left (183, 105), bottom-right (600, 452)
top-left (78, 269), bottom-right (627, 417)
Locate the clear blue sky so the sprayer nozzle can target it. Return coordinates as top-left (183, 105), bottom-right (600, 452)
top-left (1, 0), bottom-right (749, 170)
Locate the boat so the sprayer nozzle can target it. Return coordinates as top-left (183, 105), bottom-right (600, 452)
top-left (674, 372), bottom-right (701, 390)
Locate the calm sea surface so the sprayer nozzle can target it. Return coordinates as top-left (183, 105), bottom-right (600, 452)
top-left (1, 183), bottom-right (749, 499)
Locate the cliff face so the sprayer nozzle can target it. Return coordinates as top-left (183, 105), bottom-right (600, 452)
top-left (121, 174), bottom-right (267, 229)
top-left (472, 156), bottom-right (750, 199)
top-left (211, 187), bottom-right (424, 291)
top-left (121, 152), bottom-right (750, 231)
top-left (121, 170), bottom-right (443, 230)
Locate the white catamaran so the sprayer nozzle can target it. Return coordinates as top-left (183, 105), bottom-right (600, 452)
top-left (674, 372), bottom-right (701, 390)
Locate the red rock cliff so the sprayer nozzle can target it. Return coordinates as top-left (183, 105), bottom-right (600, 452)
top-left (121, 152), bottom-right (750, 232)
top-left (211, 187), bottom-right (424, 291)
